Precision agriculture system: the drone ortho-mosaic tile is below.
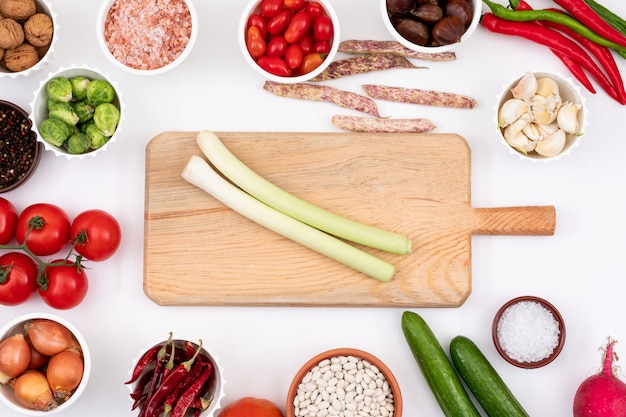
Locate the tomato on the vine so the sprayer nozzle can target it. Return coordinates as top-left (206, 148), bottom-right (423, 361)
top-left (71, 209), bottom-right (121, 262)
top-left (39, 260), bottom-right (88, 310)
top-left (0, 252), bottom-right (38, 306)
top-left (0, 197), bottom-right (18, 245)
top-left (16, 203), bottom-right (70, 256)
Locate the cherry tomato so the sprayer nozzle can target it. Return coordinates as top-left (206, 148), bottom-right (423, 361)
top-left (260, 0), bottom-right (283, 18)
top-left (312, 40), bottom-right (331, 53)
top-left (0, 197), bottom-right (17, 245)
top-left (313, 14), bottom-right (333, 41)
top-left (283, 10), bottom-right (310, 43)
top-left (16, 203), bottom-right (70, 257)
top-left (284, 0), bottom-right (305, 10)
top-left (0, 252), bottom-right (38, 306)
top-left (266, 36), bottom-right (288, 57)
top-left (246, 25), bottom-right (267, 60)
top-left (297, 32), bottom-right (314, 54)
top-left (70, 209), bottom-right (122, 262)
top-left (247, 14), bottom-right (267, 38)
top-left (284, 43), bottom-right (304, 69)
top-left (257, 56), bottom-right (292, 76)
top-left (219, 397), bottom-right (284, 417)
top-left (305, 1), bottom-right (324, 20)
top-left (267, 9), bottom-right (291, 35)
top-left (299, 52), bottom-right (325, 75)
top-left (39, 260), bottom-right (88, 310)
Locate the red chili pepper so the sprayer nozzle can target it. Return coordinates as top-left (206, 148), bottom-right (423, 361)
top-left (553, 0), bottom-right (626, 48)
top-left (284, 10), bottom-right (311, 44)
top-left (171, 362), bottom-right (213, 417)
top-left (126, 342), bottom-right (163, 385)
top-left (246, 26), bottom-right (267, 60)
top-left (162, 360), bottom-right (205, 416)
top-left (130, 368), bottom-right (154, 410)
top-left (258, 56), bottom-right (292, 76)
top-left (138, 338), bottom-right (173, 417)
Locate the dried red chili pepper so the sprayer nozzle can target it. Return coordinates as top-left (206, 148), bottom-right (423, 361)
top-left (139, 338), bottom-right (174, 417)
top-left (162, 356), bottom-right (206, 415)
top-left (125, 342), bottom-right (163, 385)
top-left (171, 362), bottom-right (214, 417)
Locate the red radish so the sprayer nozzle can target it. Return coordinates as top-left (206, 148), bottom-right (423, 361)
top-left (573, 338), bottom-right (626, 417)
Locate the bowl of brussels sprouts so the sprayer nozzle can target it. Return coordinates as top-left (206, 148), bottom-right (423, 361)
top-left (29, 65), bottom-right (123, 159)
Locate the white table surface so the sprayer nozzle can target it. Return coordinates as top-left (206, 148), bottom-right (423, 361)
top-left (2, 0), bottom-right (626, 416)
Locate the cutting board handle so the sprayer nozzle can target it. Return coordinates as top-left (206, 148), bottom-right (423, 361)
top-left (472, 206), bottom-right (556, 236)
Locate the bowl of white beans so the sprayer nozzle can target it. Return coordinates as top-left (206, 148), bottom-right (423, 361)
top-left (286, 348), bottom-right (402, 417)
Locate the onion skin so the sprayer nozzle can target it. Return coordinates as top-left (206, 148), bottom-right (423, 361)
top-left (25, 319), bottom-right (80, 357)
top-left (0, 333), bottom-right (31, 383)
top-left (12, 370), bottom-right (57, 411)
top-left (46, 349), bottom-right (84, 400)
top-left (573, 338), bottom-right (626, 417)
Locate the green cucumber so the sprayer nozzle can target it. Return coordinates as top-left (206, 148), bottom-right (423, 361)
top-left (449, 335), bottom-right (529, 417)
top-left (401, 311), bottom-right (481, 417)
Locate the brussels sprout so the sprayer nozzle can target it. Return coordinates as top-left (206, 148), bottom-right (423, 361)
top-left (73, 101), bottom-right (94, 124)
top-left (93, 103), bottom-right (120, 136)
top-left (70, 76), bottom-right (90, 101)
top-left (65, 133), bottom-right (91, 154)
top-left (47, 98), bottom-right (62, 111)
top-left (46, 77), bottom-right (73, 103)
top-left (49, 102), bottom-right (80, 126)
top-left (86, 79), bottom-right (115, 106)
top-left (84, 122), bottom-right (109, 150)
top-left (39, 118), bottom-right (71, 147)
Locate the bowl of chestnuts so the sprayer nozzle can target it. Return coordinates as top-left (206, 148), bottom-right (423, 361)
top-left (381, 0), bottom-right (481, 54)
top-left (0, 0), bottom-right (57, 77)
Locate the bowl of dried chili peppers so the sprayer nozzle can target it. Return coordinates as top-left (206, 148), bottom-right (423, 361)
top-left (126, 334), bottom-right (225, 417)
top-left (0, 100), bottom-right (42, 193)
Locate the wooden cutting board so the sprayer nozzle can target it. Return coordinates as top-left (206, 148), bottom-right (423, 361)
top-left (144, 131), bottom-right (556, 307)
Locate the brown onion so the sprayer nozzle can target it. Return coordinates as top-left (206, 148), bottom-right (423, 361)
top-left (25, 319), bottom-right (79, 357)
top-left (46, 349), bottom-right (84, 400)
top-left (0, 333), bottom-right (31, 383)
top-left (27, 338), bottom-right (49, 370)
top-left (11, 370), bottom-right (57, 411)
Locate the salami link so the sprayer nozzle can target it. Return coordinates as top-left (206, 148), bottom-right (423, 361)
top-left (362, 85), bottom-right (477, 108)
top-left (338, 40), bottom-right (457, 61)
top-left (332, 115), bottom-right (436, 133)
top-left (263, 81), bottom-right (382, 117)
top-left (310, 54), bottom-right (424, 82)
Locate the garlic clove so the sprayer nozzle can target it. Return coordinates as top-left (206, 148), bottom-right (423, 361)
top-left (556, 101), bottom-right (582, 134)
top-left (535, 77), bottom-right (560, 98)
top-left (537, 121), bottom-right (559, 136)
top-left (499, 98), bottom-right (529, 128)
top-left (522, 122), bottom-right (543, 141)
top-left (531, 95), bottom-right (556, 125)
top-left (503, 112), bottom-right (532, 138)
top-left (504, 130), bottom-right (536, 155)
top-left (535, 128), bottom-right (566, 157)
top-left (511, 72), bottom-right (537, 101)
top-left (545, 93), bottom-right (562, 115)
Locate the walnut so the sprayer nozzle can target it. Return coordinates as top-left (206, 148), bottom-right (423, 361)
top-left (0, 17), bottom-right (23, 49)
top-left (3, 42), bottom-right (37, 71)
top-left (0, 0), bottom-right (36, 23)
top-left (23, 13), bottom-right (51, 47)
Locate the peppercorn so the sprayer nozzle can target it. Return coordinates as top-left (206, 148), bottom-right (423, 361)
top-left (0, 102), bottom-right (38, 190)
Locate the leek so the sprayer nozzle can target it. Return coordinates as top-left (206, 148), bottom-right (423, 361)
top-left (196, 130), bottom-right (412, 255)
top-left (182, 155), bottom-right (396, 282)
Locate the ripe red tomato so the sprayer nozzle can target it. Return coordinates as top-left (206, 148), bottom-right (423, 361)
top-left (312, 40), bottom-right (331, 53)
top-left (218, 397), bottom-right (284, 417)
top-left (267, 9), bottom-right (291, 35)
top-left (299, 52), bottom-right (325, 74)
top-left (16, 203), bottom-right (70, 256)
top-left (283, 10), bottom-right (310, 43)
top-left (39, 260), bottom-right (88, 310)
top-left (297, 33), bottom-right (313, 54)
top-left (260, 0), bottom-right (283, 18)
top-left (313, 14), bottom-right (333, 41)
top-left (284, 43), bottom-right (304, 69)
top-left (305, 1), bottom-right (324, 20)
top-left (266, 36), bottom-right (288, 57)
top-left (246, 25), bottom-right (267, 60)
top-left (0, 197), bottom-right (18, 245)
top-left (70, 209), bottom-right (121, 262)
top-left (0, 252), bottom-right (38, 306)
top-left (247, 14), bottom-right (267, 38)
top-left (284, 0), bottom-right (305, 10)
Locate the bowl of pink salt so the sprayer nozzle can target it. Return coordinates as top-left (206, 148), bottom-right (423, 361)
top-left (492, 295), bottom-right (566, 369)
top-left (96, 0), bottom-right (198, 76)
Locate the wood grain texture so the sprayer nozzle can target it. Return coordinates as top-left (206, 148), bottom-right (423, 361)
top-left (144, 132), bottom-right (556, 307)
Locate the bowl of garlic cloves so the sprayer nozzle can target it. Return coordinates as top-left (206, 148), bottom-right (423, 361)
top-left (496, 71), bottom-right (587, 162)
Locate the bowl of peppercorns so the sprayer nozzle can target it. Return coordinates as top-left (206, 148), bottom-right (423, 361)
top-left (0, 100), bottom-right (41, 192)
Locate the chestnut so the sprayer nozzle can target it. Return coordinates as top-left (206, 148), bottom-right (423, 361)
top-left (432, 15), bottom-right (465, 45)
top-left (395, 18), bottom-right (429, 46)
top-left (445, 0), bottom-right (472, 28)
top-left (386, 0), bottom-right (415, 15)
top-left (410, 3), bottom-right (443, 23)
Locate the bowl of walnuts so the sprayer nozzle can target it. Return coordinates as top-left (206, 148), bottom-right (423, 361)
top-left (0, 0), bottom-right (56, 77)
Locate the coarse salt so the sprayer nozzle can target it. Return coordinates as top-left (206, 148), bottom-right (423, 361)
top-left (496, 300), bottom-right (560, 363)
top-left (103, 0), bottom-right (192, 71)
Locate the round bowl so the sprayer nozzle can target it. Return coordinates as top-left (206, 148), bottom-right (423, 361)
top-left (495, 71), bottom-right (587, 163)
top-left (286, 348), bottom-right (402, 417)
top-left (492, 296), bottom-right (566, 369)
top-left (0, 312), bottom-right (91, 415)
top-left (239, 0), bottom-right (340, 83)
top-left (127, 337), bottom-right (225, 417)
top-left (30, 65), bottom-right (124, 159)
top-left (96, 0), bottom-right (198, 76)
top-left (0, 100), bottom-right (42, 192)
top-left (0, 0), bottom-right (57, 78)
top-left (380, 0), bottom-right (481, 54)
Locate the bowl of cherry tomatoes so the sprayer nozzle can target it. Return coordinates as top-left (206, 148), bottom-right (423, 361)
top-left (239, 0), bottom-right (340, 83)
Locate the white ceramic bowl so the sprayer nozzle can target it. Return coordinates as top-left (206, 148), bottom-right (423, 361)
top-left (30, 65), bottom-right (124, 159)
top-left (380, 0), bottom-right (481, 54)
top-left (495, 71), bottom-right (587, 163)
top-left (0, 313), bottom-right (91, 415)
top-left (0, 0), bottom-right (57, 78)
top-left (239, 0), bottom-right (340, 83)
top-left (96, 0), bottom-right (198, 76)
top-left (127, 337), bottom-right (225, 417)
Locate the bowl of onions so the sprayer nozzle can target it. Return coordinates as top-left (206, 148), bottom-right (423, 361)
top-left (0, 313), bottom-right (90, 415)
